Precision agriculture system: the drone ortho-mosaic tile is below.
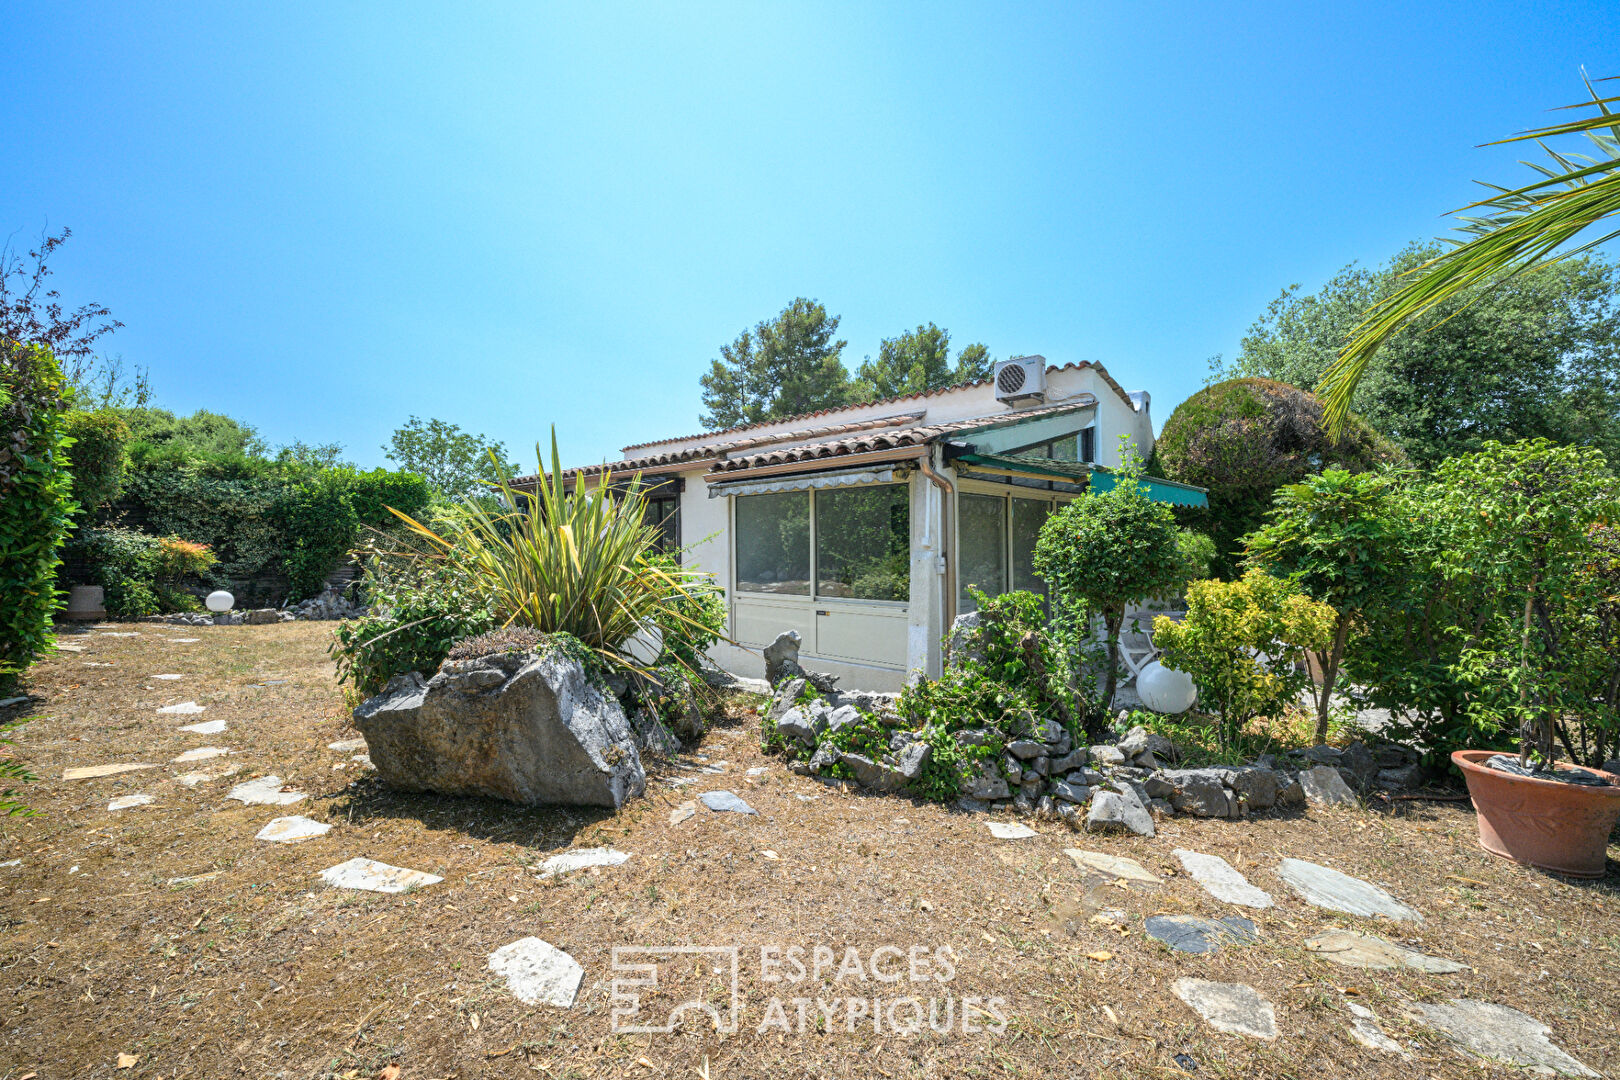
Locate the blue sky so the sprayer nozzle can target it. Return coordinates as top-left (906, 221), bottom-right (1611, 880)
top-left (4, 1), bottom-right (1615, 469)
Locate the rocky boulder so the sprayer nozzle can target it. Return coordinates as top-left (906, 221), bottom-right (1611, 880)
top-left (354, 649), bottom-right (646, 809)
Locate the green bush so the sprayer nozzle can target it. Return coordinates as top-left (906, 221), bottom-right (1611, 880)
top-left (341, 467), bottom-right (432, 527)
top-left (274, 472), bottom-right (359, 600)
top-left (1, 344), bottom-right (76, 692)
top-left (645, 552), bottom-right (726, 669)
top-left (62, 408), bottom-right (129, 515)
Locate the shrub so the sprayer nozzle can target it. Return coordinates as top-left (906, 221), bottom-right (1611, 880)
top-left (62, 408), bottom-right (129, 515)
top-left (1152, 569), bottom-right (1337, 749)
top-left (273, 472), bottom-right (359, 601)
top-left (65, 527), bottom-right (218, 617)
top-left (341, 467), bottom-right (432, 527)
top-left (1, 344), bottom-right (76, 692)
top-left (1153, 378), bottom-right (1401, 575)
top-left (645, 552), bottom-right (726, 669)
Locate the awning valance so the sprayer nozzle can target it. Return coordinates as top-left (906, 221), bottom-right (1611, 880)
top-left (707, 464), bottom-right (914, 498)
top-left (950, 452), bottom-right (1208, 508)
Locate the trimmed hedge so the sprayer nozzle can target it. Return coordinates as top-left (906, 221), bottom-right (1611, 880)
top-left (62, 408), bottom-right (130, 515)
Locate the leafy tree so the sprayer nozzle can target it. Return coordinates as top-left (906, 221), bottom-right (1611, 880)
top-left (1033, 445), bottom-right (1183, 732)
top-left (121, 406), bottom-right (267, 461)
top-left (0, 226), bottom-right (122, 367)
top-left (699, 298), bottom-right (850, 429)
top-left (851, 323), bottom-right (992, 402)
top-left (1152, 570), bottom-right (1337, 749)
top-left (63, 408), bottom-right (130, 516)
top-left (1244, 469), bottom-right (1405, 740)
top-left (384, 415), bottom-right (514, 502)
top-left (1237, 242), bottom-right (1620, 465)
top-left (275, 440), bottom-right (349, 470)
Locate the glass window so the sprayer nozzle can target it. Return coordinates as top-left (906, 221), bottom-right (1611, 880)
top-left (646, 495), bottom-right (680, 557)
top-left (735, 492), bottom-right (809, 594)
top-left (815, 484), bottom-right (909, 601)
top-left (1051, 434), bottom-right (1078, 462)
top-left (1080, 427), bottom-right (1097, 463)
top-left (1011, 498), bottom-right (1052, 595)
top-left (958, 493), bottom-right (1007, 611)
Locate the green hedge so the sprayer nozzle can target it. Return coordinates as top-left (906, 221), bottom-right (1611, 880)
top-left (62, 408), bottom-right (130, 515)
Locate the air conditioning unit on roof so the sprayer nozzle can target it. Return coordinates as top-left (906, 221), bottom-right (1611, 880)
top-left (993, 355), bottom-right (1047, 404)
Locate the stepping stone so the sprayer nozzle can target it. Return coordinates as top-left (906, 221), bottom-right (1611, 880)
top-left (669, 801), bottom-right (697, 825)
top-left (1062, 849), bottom-right (1161, 886)
top-left (1175, 849), bottom-right (1274, 908)
top-left (256, 816), bottom-right (332, 843)
top-left (172, 746), bottom-right (232, 763)
top-left (63, 763), bottom-right (158, 780)
top-left (157, 702), bottom-right (206, 715)
top-left (664, 776), bottom-right (702, 787)
top-left (699, 790), bottom-right (756, 815)
top-left (1277, 859), bottom-right (1422, 922)
top-left (1347, 1002), bottom-right (1408, 1056)
top-left (1305, 930), bottom-right (1465, 972)
top-left (54, 643), bottom-right (86, 652)
top-left (179, 719), bottom-right (227, 735)
top-left (150, 674), bottom-right (184, 681)
top-left (0, 696), bottom-right (27, 709)
top-left (82, 662), bottom-right (114, 667)
top-left (175, 765), bottom-right (241, 787)
top-left (1145, 914), bottom-right (1259, 954)
top-left (99, 632), bottom-right (141, 638)
top-left (745, 766), bottom-right (769, 776)
top-left (167, 638), bottom-right (200, 643)
top-left (487, 937), bottom-right (583, 1007)
top-left (327, 738), bottom-right (366, 752)
top-left (986, 822), bottom-right (1038, 839)
top-left (318, 857), bottom-right (442, 894)
top-left (0, 858), bottom-right (20, 867)
top-left (226, 775), bottom-right (308, 806)
top-left (107, 794), bottom-right (153, 811)
top-left (351, 754), bottom-right (372, 768)
top-left (536, 847), bottom-right (631, 877)
top-left (1300, 765), bottom-right (1357, 806)
top-left (1408, 1000), bottom-right (1598, 1078)
top-left (1172, 978), bottom-right (1278, 1040)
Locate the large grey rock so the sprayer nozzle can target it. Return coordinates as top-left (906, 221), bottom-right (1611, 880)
top-left (1408, 1001), bottom-right (1598, 1078)
top-left (963, 764), bottom-right (1010, 801)
top-left (842, 753), bottom-right (908, 793)
top-left (1085, 785), bottom-right (1154, 837)
top-left (1089, 745), bottom-right (1126, 767)
top-left (1277, 858), bottom-right (1423, 922)
top-left (353, 651), bottom-right (646, 809)
top-left (1007, 739), bottom-right (1045, 760)
top-left (766, 678), bottom-right (807, 723)
top-left (894, 740), bottom-right (931, 781)
top-left (1375, 764), bottom-right (1424, 790)
top-left (1173, 979), bottom-right (1277, 1040)
top-left (699, 790), bottom-right (757, 815)
top-left (1300, 764), bottom-right (1357, 807)
top-left (1050, 779), bottom-right (1089, 804)
top-left (1226, 766), bottom-right (1280, 810)
top-left (1002, 756), bottom-right (1024, 784)
top-left (943, 611), bottom-right (984, 667)
top-left (1174, 849), bottom-right (1274, 908)
top-left (954, 728), bottom-right (995, 750)
top-left (1338, 741), bottom-right (1378, 791)
top-left (773, 706), bottom-right (818, 748)
top-left (1051, 748), bottom-right (1089, 772)
top-left (1158, 768), bottom-right (1233, 818)
top-left (823, 704), bottom-right (864, 738)
top-left (763, 630), bottom-right (804, 685)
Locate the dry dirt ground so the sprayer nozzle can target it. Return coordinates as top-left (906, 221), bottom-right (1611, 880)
top-left (1, 622), bottom-right (1617, 1080)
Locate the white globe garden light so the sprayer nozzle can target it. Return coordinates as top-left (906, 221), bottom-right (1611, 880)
top-left (205, 590), bottom-right (235, 614)
top-left (1137, 659), bottom-right (1197, 714)
top-left (622, 621), bottom-right (664, 667)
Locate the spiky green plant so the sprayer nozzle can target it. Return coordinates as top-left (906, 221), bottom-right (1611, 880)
top-left (1322, 72), bottom-right (1620, 435)
top-left (392, 433), bottom-right (722, 674)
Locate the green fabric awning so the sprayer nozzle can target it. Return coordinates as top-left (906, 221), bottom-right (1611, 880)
top-left (950, 452), bottom-right (1208, 508)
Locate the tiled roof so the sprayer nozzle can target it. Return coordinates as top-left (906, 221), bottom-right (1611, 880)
top-left (707, 396), bottom-right (1099, 474)
top-left (620, 360), bottom-right (1136, 454)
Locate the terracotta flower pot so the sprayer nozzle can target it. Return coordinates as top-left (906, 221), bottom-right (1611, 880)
top-left (1453, 749), bottom-right (1620, 878)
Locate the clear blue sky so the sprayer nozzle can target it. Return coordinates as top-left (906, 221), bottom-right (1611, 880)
top-left (5, 2), bottom-right (1615, 469)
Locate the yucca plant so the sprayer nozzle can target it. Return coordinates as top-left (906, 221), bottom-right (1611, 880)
top-left (392, 433), bottom-right (721, 675)
top-left (1322, 72), bottom-right (1620, 435)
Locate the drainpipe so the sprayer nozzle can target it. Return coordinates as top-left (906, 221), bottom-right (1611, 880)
top-left (916, 443), bottom-right (956, 635)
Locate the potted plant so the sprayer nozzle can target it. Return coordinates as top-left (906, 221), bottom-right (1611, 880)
top-left (1438, 441), bottom-right (1620, 877)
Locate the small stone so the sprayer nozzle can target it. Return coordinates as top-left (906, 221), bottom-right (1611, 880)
top-left (1062, 849), bottom-right (1161, 885)
top-left (954, 797), bottom-right (989, 813)
top-left (963, 765), bottom-right (1010, 801)
top-left (1375, 764), bottom-right (1424, 790)
top-left (1408, 1000), bottom-right (1597, 1078)
top-left (1305, 930), bottom-right (1465, 973)
top-left (1145, 915), bottom-right (1258, 954)
top-left (1157, 768), bottom-right (1234, 818)
top-left (256, 816), bottom-right (332, 843)
top-left (178, 719), bottom-right (226, 735)
top-left (171, 746), bottom-right (231, 763)
top-left (822, 704), bottom-right (863, 737)
top-left (63, 763), bottom-right (157, 781)
top-left (107, 794), bottom-right (153, 811)
top-left (1085, 786), bottom-right (1154, 837)
top-left (669, 801), bottom-right (697, 825)
top-left (1051, 748), bottom-right (1089, 772)
top-left (1007, 740), bottom-right (1044, 760)
top-left (986, 821), bottom-right (1038, 839)
top-left (157, 702), bottom-right (206, 715)
top-left (1338, 741), bottom-right (1379, 790)
top-left (1299, 745), bottom-right (1342, 765)
top-left (1226, 766), bottom-right (1280, 810)
top-left (1117, 726), bottom-right (1150, 757)
top-left (1300, 765), bottom-right (1358, 807)
top-left (1172, 979), bottom-right (1277, 1040)
top-left (699, 790), bottom-right (757, 815)
top-left (536, 847), bottom-right (631, 877)
top-left (1002, 757), bottom-right (1024, 784)
top-left (1089, 745), bottom-right (1126, 766)
top-left (1174, 849), bottom-right (1274, 908)
top-left (487, 937), bottom-right (583, 1008)
top-left (175, 765), bottom-right (240, 787)
top-left (226, 775), bottom-right (308, 807)
top-left (894, 740), bottom-right (931, 781)
top-left (150, 674), bottom-right (183, 680)
top-left (1277, 779), bottom-right (1306, 808)
top-left (1050, 780), bottom-right (1089, 804)
top-left (841, 753), bottom-right (909, 793)
top-left (773, 707), bottom-right (817, 748)
top-left (327, 738), bottom-right (367, 752)
top-left (1035, 795), bottom-right (1055, 819)
top-left (1346, 1003), bottom-right (1408, 1056)
top-left (319, 857), bottom-right (443, 894)
top-left (1277, 858), bottom-right (1422, 922)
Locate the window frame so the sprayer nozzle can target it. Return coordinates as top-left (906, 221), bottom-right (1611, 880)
top-left (953, 476), bottom-right (1074, 611)
top-left (730, 481), bottom-right (912, 608)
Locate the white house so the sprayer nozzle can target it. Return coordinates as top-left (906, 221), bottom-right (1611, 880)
top-left (523, 357), bottom-right (1205, 691)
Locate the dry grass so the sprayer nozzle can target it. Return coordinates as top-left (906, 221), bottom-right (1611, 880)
top-left (0, 622), bottom-right (1616, 1079)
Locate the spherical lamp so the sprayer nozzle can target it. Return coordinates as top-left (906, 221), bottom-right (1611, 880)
top-left (1137, 659), bottom-right (1197, 714)
top-left (622, 621), bottom-right (665, 667)
top-left (205, 590), bottom-right (235, 614)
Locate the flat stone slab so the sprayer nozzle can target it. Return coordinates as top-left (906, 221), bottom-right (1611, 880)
top-left (1145, 914), bottom-right (1259, 954)
top-left (699, 790), bottom-right (757, 815)
top-left (488, 937), bottom-right (583, 1007)
top-left (107, 794), bottom-right (153, 811)
top-left (537, 847), bottom-right (631, 877)
top-left (327, 738), bottom-right (367, 752)
top-left (175, 765), bottom-right (240, 787)
top-left (1300, 764), bottom-right (1357, 806)
top-left (1347, 1002), bottom-right (1408, 1056)
top-left (256, 816), bottom-right (332, 843)
top-left (166, 638), bottom-right (200, 643)
top-left (986, 822), bottom-right (1038, 839)
top-left (1277, 859), bottom-right (1422, 922)
top-left (669, 801), bottom-right (697, 825)
top-left (319, 857), bottom-right (443, 894)
top-left (226, 775), bottom-right (308, 806)
top-left (1062, 849), bottom-right (1161, 885)
top-left (0, 696), bottom-right (29, 708)
top-left (54, 643), bottom-right (85, 652)
top-left (1408, 1000), bottom-right (1598, 1078)
top-left (1305, 930), bottom-right (1464, 972)
top-left (63, 763), bottom-right (157, 781)
top-left (157, 702), bottom-right (206, 715)
top-left (150, 674), bottom-right (184, 680)
top-left (178, 719), bottom-right (226, 734)
top-left (1172, 978), bottom-right (1278, 1040)
top-left (99, 631), bottom-right (141, 637)
top-left (1174, 849), bottom-right (1273, 908)
top-left (171, 746), bottom-right (232, 763)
